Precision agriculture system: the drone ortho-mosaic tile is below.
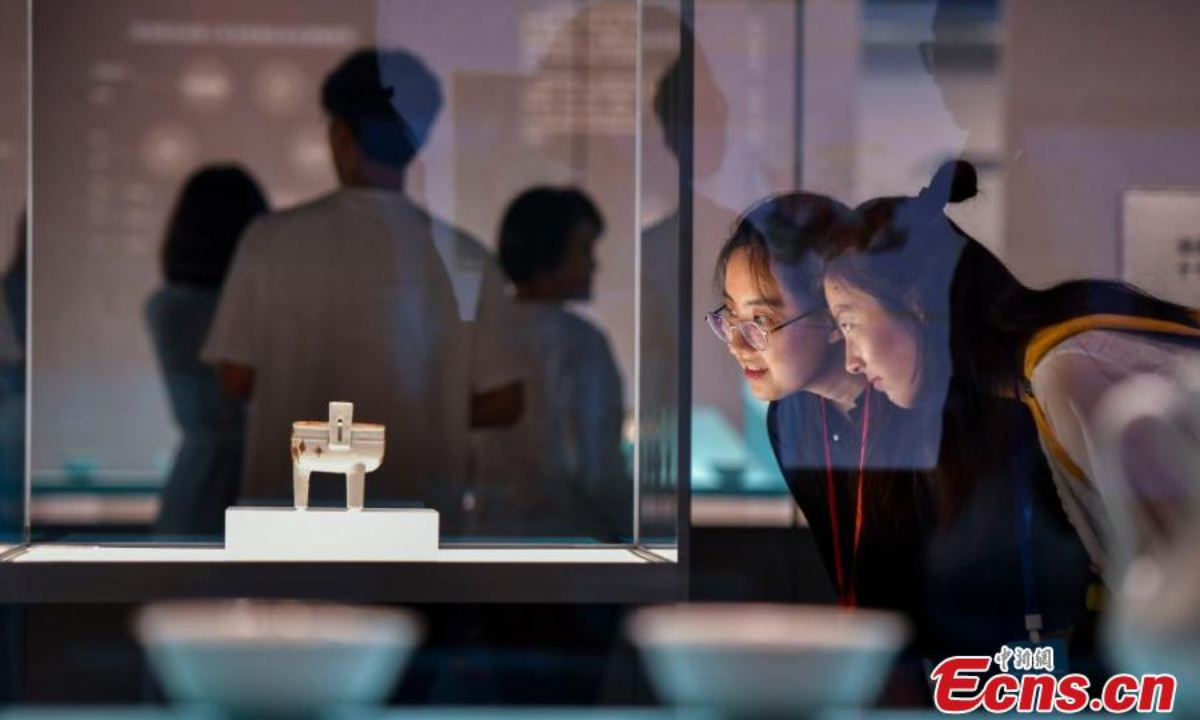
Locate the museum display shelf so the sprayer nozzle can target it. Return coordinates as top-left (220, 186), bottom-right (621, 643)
top-left (0, 542), bottom-right (682, 604)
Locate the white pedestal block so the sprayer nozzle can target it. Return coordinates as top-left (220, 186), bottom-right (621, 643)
top-left (225, 507), bottom-right (439, 561)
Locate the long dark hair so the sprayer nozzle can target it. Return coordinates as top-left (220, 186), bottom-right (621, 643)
top-left (827, 160), bottom-right (1200, 516)
top-left (161, 165), bottom-right (268, 288)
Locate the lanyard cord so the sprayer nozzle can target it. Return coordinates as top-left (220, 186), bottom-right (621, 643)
top-left (819, 388), bottom-right (872, 608)
top-left (1015, 464), bottom-right (1043, 642)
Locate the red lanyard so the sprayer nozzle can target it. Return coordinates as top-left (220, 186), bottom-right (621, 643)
top-left (819, 388), bottom-right (871, 608)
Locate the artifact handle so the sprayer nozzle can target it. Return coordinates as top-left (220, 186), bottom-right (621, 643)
top-left (329, 401), bottom-right (354, 449)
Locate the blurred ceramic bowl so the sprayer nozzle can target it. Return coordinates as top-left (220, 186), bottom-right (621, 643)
top-left (629, 603), bottom-right (909, 717)
top-left (135, 599), bottom-right (422, 718)
top-left (1109, 555), bottom-right (1200, 712)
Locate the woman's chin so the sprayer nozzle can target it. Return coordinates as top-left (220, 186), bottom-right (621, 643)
top-left (746, 381), bottom-right (782, 403)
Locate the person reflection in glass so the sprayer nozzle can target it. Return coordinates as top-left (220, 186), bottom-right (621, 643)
top-left (202, 49), bottom-right (522, 529)
top-left (146, 166), bottom-right (267, 537)
top-left (2, 212), bottom-right (24, 353)
top-left (642, 50), bottom-right (742, 468)
top-left (471, 187), bottom-right (628, 540)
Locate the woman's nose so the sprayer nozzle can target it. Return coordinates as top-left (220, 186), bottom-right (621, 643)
top-left (844, 340), bottom-right (865, 375)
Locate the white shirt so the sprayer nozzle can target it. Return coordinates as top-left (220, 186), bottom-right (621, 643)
top-left (203, 187), bottom-right (521, 514)
top-left (1030, 329), bottom-right (1198, 577)
top-left (469, 302), bottom-right (629, 537)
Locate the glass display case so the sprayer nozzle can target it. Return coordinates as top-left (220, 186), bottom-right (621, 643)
top-left (5, 0), bottom-right (1198, 602)
top-left (3, 3), bottom-right (1200, 712)
top-left (0, 0), bottom-right (696, 603)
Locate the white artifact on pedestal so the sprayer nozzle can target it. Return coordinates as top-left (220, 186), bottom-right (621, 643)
top-left (291, 401), bottom-right (385, 510)
top-left (224, 400), bottom-right (439, 561)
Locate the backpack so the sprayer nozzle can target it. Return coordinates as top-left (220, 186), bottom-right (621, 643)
top-left (1021, 312), bottom-right (1200, 482)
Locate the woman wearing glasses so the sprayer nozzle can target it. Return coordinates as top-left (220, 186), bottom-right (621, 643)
top-left (710, 192), bottom-right (937, 704)
top-left (710, 188), bottom-right (1102, 695)
top-left (710, 192), bottom-right (935, 619)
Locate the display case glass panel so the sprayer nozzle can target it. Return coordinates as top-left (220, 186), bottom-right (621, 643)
top-left (19, 0), bottom-right (687, 562)
top-left (0, 0), bottom-right (28, 553)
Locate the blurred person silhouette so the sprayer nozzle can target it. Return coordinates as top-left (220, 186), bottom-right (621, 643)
top-left (919, 0), bottom-right (991, 146)
top-left (146, 166), bottom-right (267, 537)
top-left (2, 212), bottom-right (24, 350)
top-left (643, 53), bottom-right (742, 434)
top-left (527, 6), bottom-right (738, 525)
top-left (909, 0), bottom-right (1005, 243)
top-left (471, 186), bottom-right (628, 539)
top-left (636, 44), bottom-right (744, 530)
top-left (0, 212), bottom-right (22, 542)
top-left (203, 49), bottom-right (523, 529)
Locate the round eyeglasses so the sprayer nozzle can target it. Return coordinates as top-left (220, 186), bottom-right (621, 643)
top-left (705, 306), bottom-right (822, 351)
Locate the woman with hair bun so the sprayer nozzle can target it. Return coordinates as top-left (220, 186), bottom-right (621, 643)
top-left (823, 159), bottom-right (1200, 587)
top-left (711, 184), bottom-right (1105, 693)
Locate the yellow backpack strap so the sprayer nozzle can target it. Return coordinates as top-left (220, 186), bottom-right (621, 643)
top-left (1022, 313), bottom-right (1200, 483)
